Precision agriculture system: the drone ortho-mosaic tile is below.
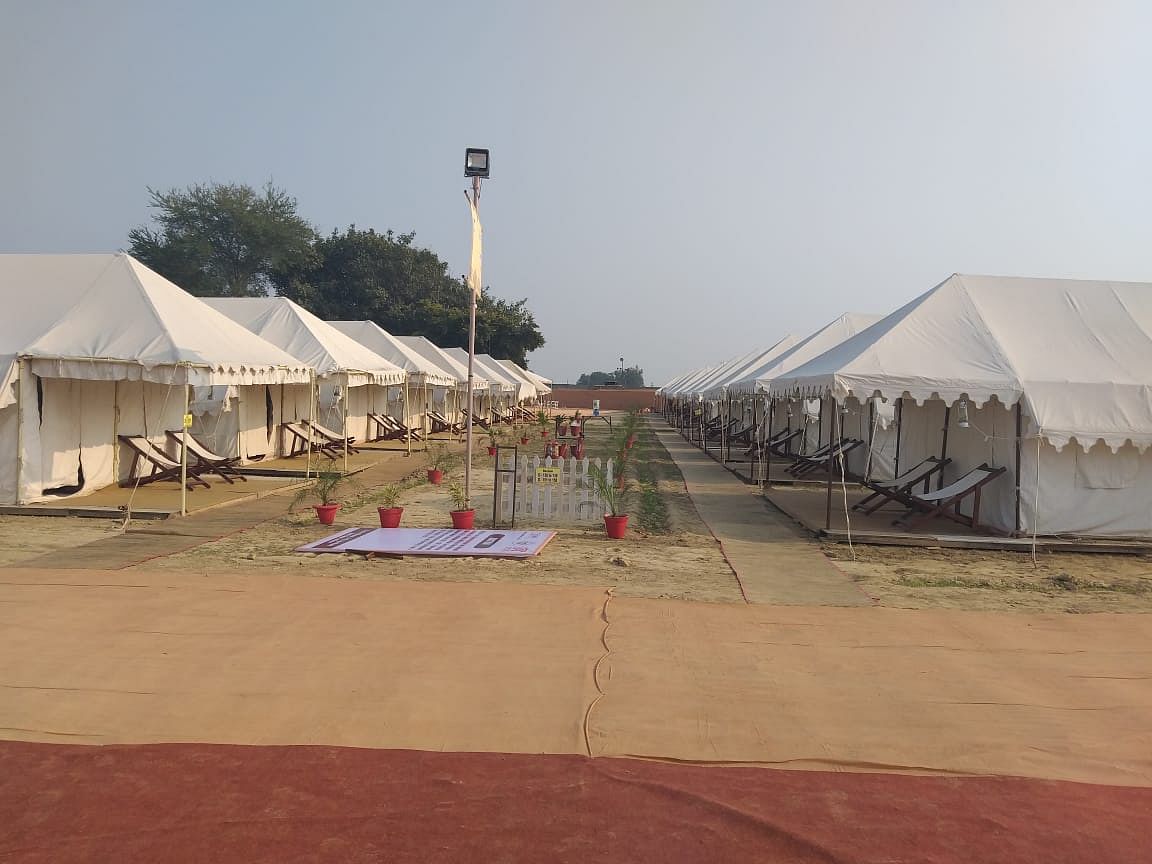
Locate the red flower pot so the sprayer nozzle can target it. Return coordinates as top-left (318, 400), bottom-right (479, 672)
top-left (450, 509), bottom-right (475, 530)
top-left (540, 429), bottom-right (549, 438)
top-left (378, 507), bottom-right (403, 528)
top-left (487, 446), bottom-right (497, 456)
top-left (557, 443), bottom-right (569, 458)
top-left (604, 514), bottom-right (629, 539)
top-left (427, 469), bottom-right (444, 485)
top-left (569, 423), bottom-right (580, 436)
top-left (520, 436), bottom-right (529, 445)
top-left (314, 504), bottom-right (341, 525)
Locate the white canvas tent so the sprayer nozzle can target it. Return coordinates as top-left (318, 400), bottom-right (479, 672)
top-left (444, 348), bottom-right (520, 416)
top-left (0, 254), bottom-right (312, 504)
top-left (769, 275), bottom-right (1152, 537)
top-left (503, 361), bottom-right (551, 395)
top-left (206, 298), bottom-right (406, 448)
top-left (495, 359), bottom-right (543, 402)
top-left (330, 321), bottom-right (458, 438)
top-left (394, 335), bottom-right (487, 422)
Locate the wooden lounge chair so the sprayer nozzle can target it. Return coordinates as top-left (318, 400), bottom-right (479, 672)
top-left (851, 457), bottom-right (950, 514)
top-left (369, 412), bottom-right (424, 442)
top-left (461, 409), bottom-right (490, 430)
top-left (727, 422), bottom-right (756, 445)
top-left (118, 435), bottom-right (210, 490)
top-left (281, 422), bottom-right (342, 459)
top-left (787, 438), bottom-right (863, 477)
top-left (165, 431), bottom-right (247, 484)
top-left (428, 411), bottom-right (463, 435)
top-left (893, 464), bottom-right (1008, 532)
top-left (514, 405), bottom-right (535, 421)
top-left (745, 427), bottom-right (804, 459)
top-left (706, 417), bottom-right (741, 441)
top-left (304, 420), bottom-right (360, 454)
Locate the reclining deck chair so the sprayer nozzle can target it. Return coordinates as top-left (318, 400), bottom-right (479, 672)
top-left (281, 422), bottom-right (342, 459)
top-left (118, 435), bottom-right (211, 491)
top-left (369, 412), bottom-right (424, 442)
top-left (851, 457), bottom-right (950, 514)
top-left (893, 463), bottom-right (1008, 533)
top-left (304, 419), bottom-right (360, 454)
top-left (745, 427), bottom-right (804, 459)
top-left (165, 431), bottom-right (248, 484)
top-left (787, 438), bottom-right (863, 478)
top-left (461, 409), bottom-right (491, 430)
top-left (428, 410), bottom-right (463, 435)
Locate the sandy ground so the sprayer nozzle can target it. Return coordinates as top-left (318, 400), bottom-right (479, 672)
top-left (126, 423), bottom-right (747, 604)
top-left (827, 542), bottom-right (1152, 613)
top-left (0, 515), bottom-right (122, 566)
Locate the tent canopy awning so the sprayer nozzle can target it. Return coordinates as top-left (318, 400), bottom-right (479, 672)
top-left (768, 275), bottom-right (1152, 453)
top-left (394, 336), bottom-right (489, 391)
top-left (330, 321), bottom-right (458, 388)
top-left (1, 254), bottom-right (312, 409)
top-left (206, 298), bottom-right (406, 386)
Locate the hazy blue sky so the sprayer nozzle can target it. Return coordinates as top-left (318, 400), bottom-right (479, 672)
top-left (4, 1), bottom-right (1151, 384)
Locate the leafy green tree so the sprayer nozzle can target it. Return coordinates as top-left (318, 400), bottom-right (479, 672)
top-left (276, 226), bottom-right (544, 365)
top-left (576, 366), bottom-right (645, 387)
top-left (128, 182), bottom-right (316, 297)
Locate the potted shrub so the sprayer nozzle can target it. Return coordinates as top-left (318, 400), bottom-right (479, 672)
top-left (377, 483), bottom-right (405, 528)
top-left (485, 432), bottom-right (499, 457)
top-left (519, 431), bottom-right (530, 445)
top-left (622, 410), bottom-right (641, 449)
top-left (537, 409), bottom-right (550, 437)
top-left (291, 461), bottom-right (352, 526)
top-left (589, 462), bottom-right (629, 539)
top-left (426, 443), bottom-right (455, 485)
top-left (446, 481), bottom-right (475, 530)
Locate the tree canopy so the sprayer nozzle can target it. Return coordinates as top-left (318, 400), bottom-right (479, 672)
top-left (273, 227), bottom-right (544, 366)
top-left (129, 182), bottom-right (316, 297)
top-left (127, 183), bottom-right (545, 365)
top-left (577, 366), bottom-right (645, 387)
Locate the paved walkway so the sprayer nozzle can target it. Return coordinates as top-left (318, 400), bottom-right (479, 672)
top-left (653, 422), bottom-right (869, 606)
top-left (7, 452), bottom-right (426, 570)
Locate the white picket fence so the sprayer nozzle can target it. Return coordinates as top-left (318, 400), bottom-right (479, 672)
top-left (498, 455), bottom-right (615, 522)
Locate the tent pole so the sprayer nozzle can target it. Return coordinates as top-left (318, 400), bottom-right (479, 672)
top-left (764, 398), bottom-right (774, 486)
top-left (939, 404), bottom-right (951, 491)
top-left (306, 374), bottom-right (315, 480)
top-left (1014, 402), bottom-right (1023, 536)
top-left (14, 358), bottom-right (25, 505)
top-left (180, 377), bottom-right (189, 517)
top-left (825, 396), bottom-right (834, 531)
top-left (342, 376), bottom-right (349, 476)
top-left (404, 378), bottom-right (411, 458)
top-left (893, 397), bottom-right (903, 478)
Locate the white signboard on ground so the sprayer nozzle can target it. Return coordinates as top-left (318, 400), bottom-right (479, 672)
top-left (296, 527), bottom-right (556, 558)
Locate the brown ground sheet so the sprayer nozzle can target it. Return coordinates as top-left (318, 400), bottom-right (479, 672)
top-left (2, 568), bottom-right (1150, 788)
top-left (3, 742), bottom-right (1150, 864)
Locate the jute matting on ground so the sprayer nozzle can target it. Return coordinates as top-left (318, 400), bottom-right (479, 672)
top-left (2, 568), bottom-right (1150, 788)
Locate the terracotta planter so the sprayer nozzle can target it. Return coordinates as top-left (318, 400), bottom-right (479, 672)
top-left (520, 436), bottom-right (529, 445)
top-left (604, 514), bottom-right (629, 539)
top-left (569, 423), bottom-right (580, 436)
top-left (378, 507), bottom-right (403, 528)
top-left (540, 429), bottom-right (549, 438)
top-left (450, 509), bottom-right (475, 530)
top-left (573, 443), bottom-right (585, 460)
top-left (314, 504), bottom-right (341, 526)
top-left (626, 436), bottom-right (636, 449)
top-left (487, 446), bottom-right (497, 456)
top-left (427, 468), bottom-right (444, 485)
top-left (557, 443), bottom-right (569, 458)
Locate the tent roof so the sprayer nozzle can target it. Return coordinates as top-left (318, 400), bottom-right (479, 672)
top-left (664, 364), bottom-right (722, 397)
top-left (493, 360), bottom-right (540, 400)
top-left (394, 336), bottom-right (488, 390)
top-left (658, 366), bottom-right (712, 396)
top-left (1, 254), bottom-right (311, 407)
top-left (769, 275), bottom-right (1152, 452)
top-left (502, 360), bottom-right (551, 394)
top-left (695, 336), bottom-right (799, 399)
top-left (444, 348), bottom-right (519, 393)
top-left (206, 298), bottom-right (405, 386)
top-left (330, 321), bottom-right (457, 387)
top-left (726, 314), bottom-right (882, 396)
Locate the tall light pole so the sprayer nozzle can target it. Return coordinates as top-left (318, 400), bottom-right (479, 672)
top-left (463, 148), bottom-right (490, 507)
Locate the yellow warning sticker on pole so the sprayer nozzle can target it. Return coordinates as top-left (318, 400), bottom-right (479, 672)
top-left (535, 467), bottom-right (561, 485)
top-left (183, 413), bottom-right (194, 429)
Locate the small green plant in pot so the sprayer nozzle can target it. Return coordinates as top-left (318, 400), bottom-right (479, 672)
top-left (377, 482), bottom-right (405, 528)
top-left (291, 460), bottom-right (352, 525)
top-left (589, 461), bottom-right (629, 539)
top-left (446, 481), bottom-right (475, 530)
top-left (426, 443), bottom-right (456, 485)
top-left (537, 409), bottom-right (550, 437)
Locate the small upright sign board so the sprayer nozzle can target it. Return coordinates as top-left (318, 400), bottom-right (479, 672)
top-left (592, 399), bottom-right (601, 417)
top-left (296, 527), bottom-right (556, 559)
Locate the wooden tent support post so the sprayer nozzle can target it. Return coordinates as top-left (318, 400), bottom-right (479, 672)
top-left (825, 396), bottom-right (834, 531)
top-left (1014, 402), bottom-right (1023, 536)
top-left (939, 404), bottom-right (951, 491)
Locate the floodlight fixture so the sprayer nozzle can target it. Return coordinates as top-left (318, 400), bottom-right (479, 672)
top-left (957, 399), bottom-right (970, 428)
top-left (464, 148), bottom-right (490, 178)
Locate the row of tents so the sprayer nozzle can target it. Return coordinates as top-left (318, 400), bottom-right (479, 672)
top-left (657, 274), bottom-right (1152, 539)
top-left (0, 254), bottom-right (550, 505)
